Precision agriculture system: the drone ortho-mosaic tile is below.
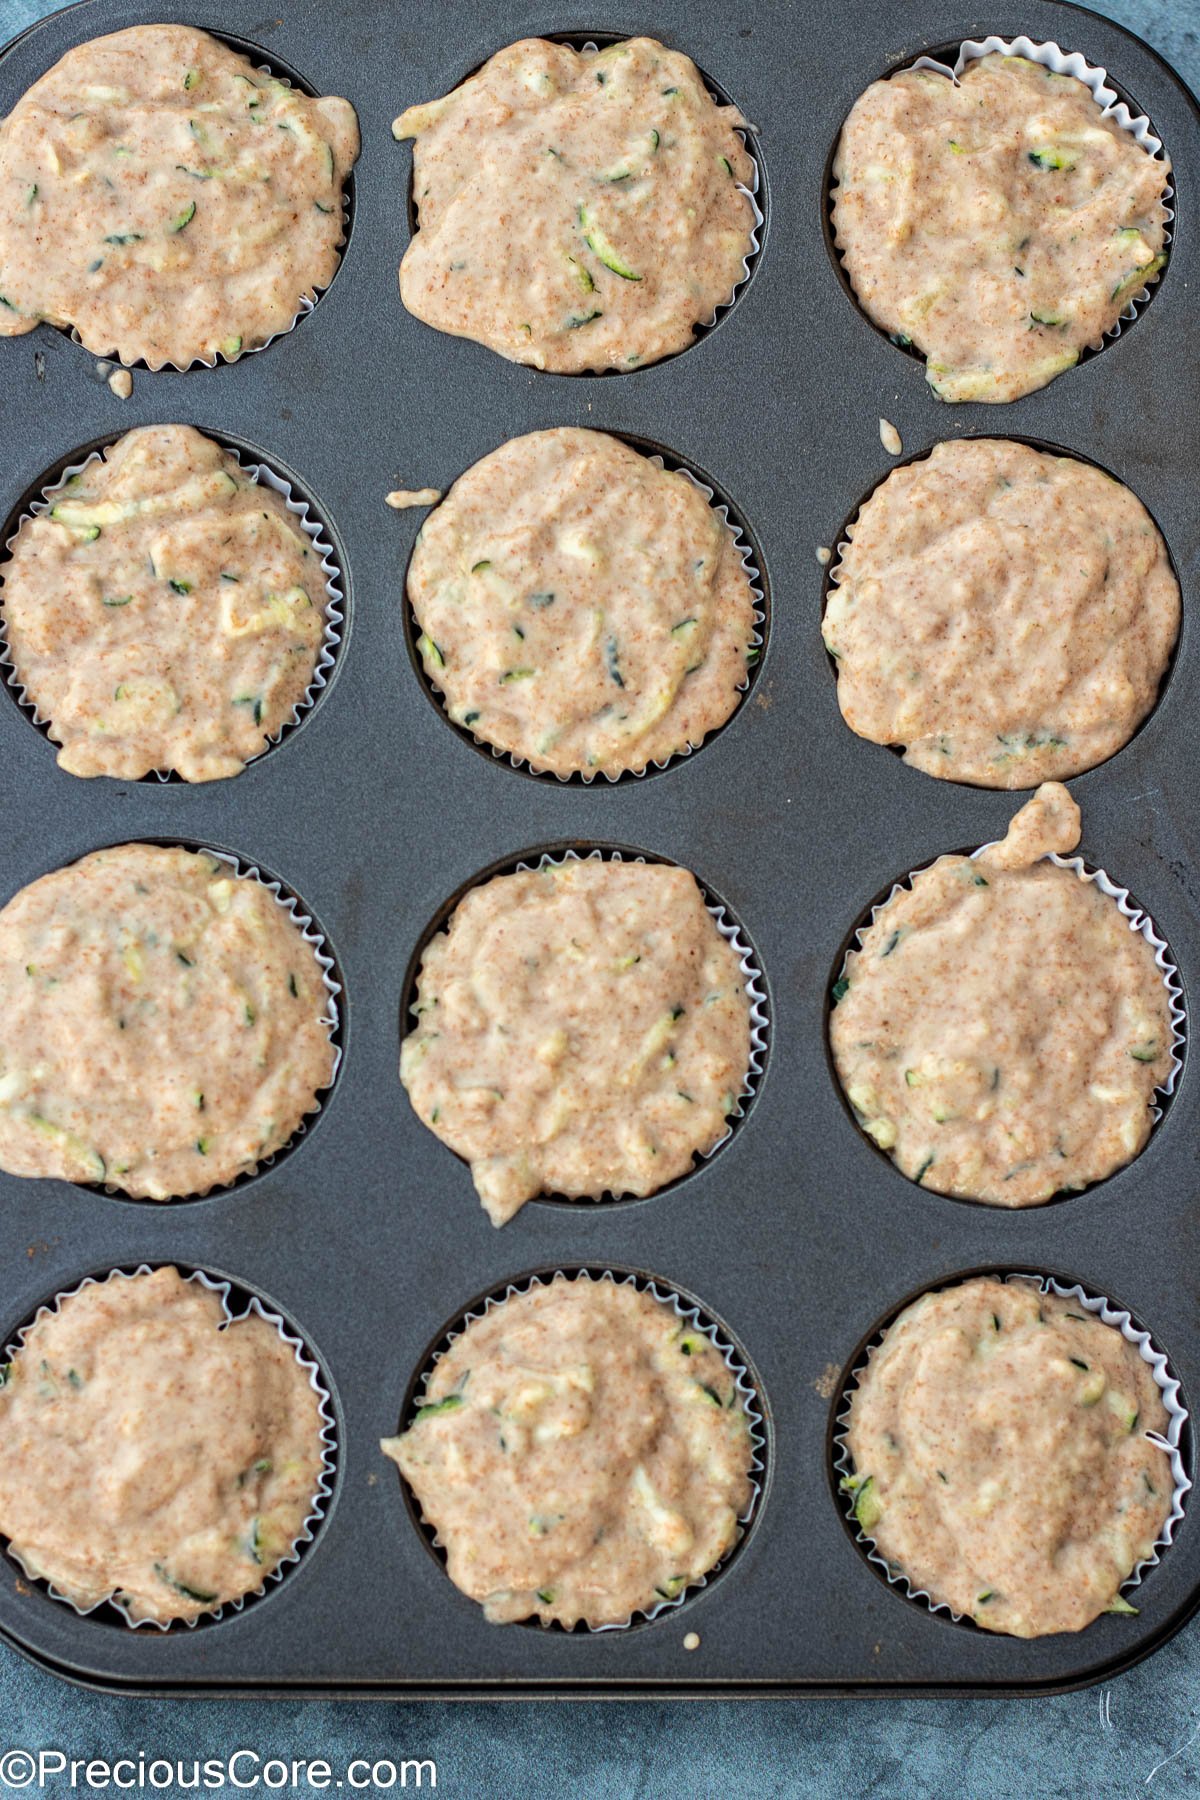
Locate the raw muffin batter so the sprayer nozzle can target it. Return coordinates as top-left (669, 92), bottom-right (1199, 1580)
top-left (830, 784), bottom-right (1174, 1205)
top-left (832, 54), bottom-right (1170, 402)
top-left (408, 428), bottom-right (758, 777)
top-left (381, 1275), bottom-right (754, 1627)
top-left (401, 859), bottom-right (753, 1224)
top-left (393, 37), bottom-right (756, 372)
top-left (0, 1266), bottom-right (326, 1624)
top-left (842, 1276), bottom-right (1173, 1636)
top-left (0, 843), bottom-right (337, 1198)
top-left (0, 24), bottom-right (359, 367)
top-left (2, 425), bottom-right (331, 782)
top-left (823, 438), bottom-right (1179, 786)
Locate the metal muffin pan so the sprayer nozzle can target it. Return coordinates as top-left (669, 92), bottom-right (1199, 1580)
top-left (0, 0), bottom-right (1197, 1699)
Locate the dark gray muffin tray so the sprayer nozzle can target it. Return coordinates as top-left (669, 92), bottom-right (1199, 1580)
top-left (0, 0), bottom-right (1198, 1698)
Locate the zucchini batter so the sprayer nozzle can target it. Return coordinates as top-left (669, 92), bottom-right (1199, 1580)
top-left (401, 859), bottom-right (753, 1224)
top-left (0, 24), bottom-right (359, 368)
top-left (842, 1276), bottom-right (1173, 1637)
top-left (0, 843), bottom-right (337, 1198)
top-left (830, 784), bottom-right (1174, 1205)
top-left (3, 425), bottom-right (331, 782)
top-left (393, 37), bottom-right (756, 372)
top-left (0, 1266), bottom-right (326, 1625)
top-left (823, 438), bottom-right (1179, 787)
top-left (832, 54), bottom-right (1170, 402)
top-left (381, 1275), bottom-right (754, 1628)
top-left (407, 428), bottom-right (758, 777)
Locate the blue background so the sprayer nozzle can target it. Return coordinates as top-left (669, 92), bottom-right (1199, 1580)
top-left (1, 1), bottom-right (1198, 1792)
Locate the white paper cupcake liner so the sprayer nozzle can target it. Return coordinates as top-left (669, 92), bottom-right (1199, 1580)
top-left (0, 1263), bottom-right (337, 1631)
top-left (491, 845), bottom-right (769, 1195)
top-left (74, 841), bottom-right (342, 1200)
top-left (398, 1265), bottom-right (766, 1631)
top-left (837, 35), bottom-right (1172, 364)
top-left (0, 435), bottom-right (344, 781)
top-left (63, 50), bottom-right (353, 374)
top-left (413, 443), bottom-right (765, 785)
top-left (831, 839), bottom-right (1184, 1174)
top-left (833, 1271), bottom-right (1190, 1627)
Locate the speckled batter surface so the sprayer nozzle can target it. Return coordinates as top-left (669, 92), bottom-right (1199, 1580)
top-left (832, 54), bottom-right (1170, 402)
top-left (823, 438), bottom-right (1179, 787)
top-left (0, 1266), bottom-right (325, 1625)
top-left (401, 859), bottom-right (753, 1224)
top-left (381, 1276), bottom-right (753, 1629)
top-left (393, 36), bottom-right (756, 373)
top-left (830, 784), bottom-right (1174, 1205)
top-left (0, 843), bottom-right (337, 1198)
top-left (843, 1277), bottom-right (1173, 1638)
top-left (2, 424), bottom-right (330, 781)
top-left (407, 428), bottom-right (758, 777)
top-left (0, 23), bottom-right (359, 367)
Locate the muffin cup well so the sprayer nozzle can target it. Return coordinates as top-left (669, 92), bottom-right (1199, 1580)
top-left (833, 1271), bottom-right (1190, 1628)
top-left (76, 840), bottom-right (343, 1201)
top-left (0, 438), bottom-right (345, 781)
top-left (409, 444), bottom-right (765, 785)
top-left (394, 1265), bottom-right (767, 1632)
top-left (831, 35), bottom-right (1173, 366)
top-left (0, 1263), bottom-right (337, 1631)
top-left (404, 844), bottom-right (769, 1203)
top-left (830, 842), bottom-right (1185, 1186)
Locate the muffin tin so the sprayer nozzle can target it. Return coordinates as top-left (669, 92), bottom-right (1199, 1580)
top-left (0, 0), bottom-right (1198, 1698)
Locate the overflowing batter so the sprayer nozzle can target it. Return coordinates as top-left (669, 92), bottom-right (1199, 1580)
top-left (408, 429), bottom-right (758, 777)
top-left (823, 438), bottom-right (1179, 786)
top-left (832, 54), bottom-right (1170, 402)
top-left (842, 1277), bottom-right (1174, 1637)
top-left (0, 1267), bottom-right (326, 1624)
top-left (0, 843), bottom-right (337, 1198)
top-left (2, 425), bottom-right (331, 782)
top-left (401, 859), bottom-right (753, 1224)
top-left (830, 784), bottom-right (1174, 1205)
top-left (393, 37), bottom-right (756, 372)
top-left (0, 24), bottom-right (359, 367)
top-left (381, 1276), bottom-right (754, 1628)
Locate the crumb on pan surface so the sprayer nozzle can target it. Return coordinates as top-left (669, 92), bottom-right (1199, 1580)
top-left (832, 54), bottom-right (1170, 403)
top-left (407, 428), bottom-right (758, 777)
top-left (842, 1275), bottom-right (1173, 1637)
top-left (401, 859), bottom-right (753, 1224)
top-left (830, 783), bottom-right (1175, 1206)
top-left (0, 1266), bottom-right (325, 1624)
top-left (393, 36), bottom-right (756, 372)
top-left (823, 438), bottom-right (1180, 787)
top-left (0, 842), bottom-right (337, 1198)
top-left (381, 1275), bottom-right (753, 1628)
top-left (2, 424), bottom-right (332, 782)
top-left (0, 23), bottom-right (359, 367)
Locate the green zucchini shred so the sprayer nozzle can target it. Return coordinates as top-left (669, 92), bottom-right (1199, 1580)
top-left (415, 1394), bottom-right (465, 1423)
top-left (168, 200), bottom-right (197, 233)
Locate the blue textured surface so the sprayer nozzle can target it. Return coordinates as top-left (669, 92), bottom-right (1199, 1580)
top-left (0, 1), bottom-right (1198, 1793)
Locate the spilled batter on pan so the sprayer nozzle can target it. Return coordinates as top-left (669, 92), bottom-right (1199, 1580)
top-left (842, 1276), bottom-right (1173, 1637)
top-left (382, 1276), bottom-right (754, 1628)
top-left (830, 784), bottom-right (1174, 1205)
top-left (0, 1266), bottom-right (326, 1625)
